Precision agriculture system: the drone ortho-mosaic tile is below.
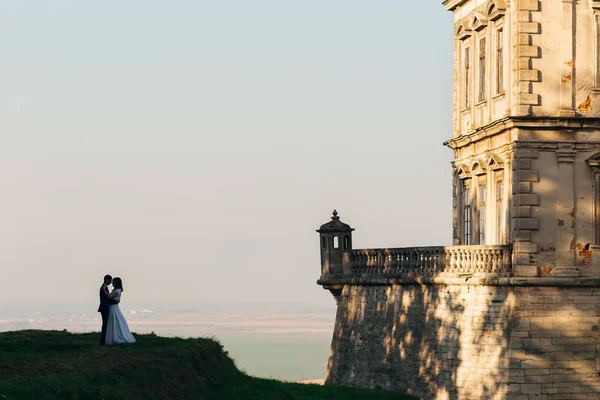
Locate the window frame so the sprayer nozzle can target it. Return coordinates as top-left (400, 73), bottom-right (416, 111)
top-left (495, 175), bottom-right (504, 244)
top-left (596, 11), bottom-right (600, 88)
top-left (478, 179), bottom-right (487, 244)
top-left (464, 45), bottom-right (472, 109)
top-left (477, 35), bottom-right (487, 103)
top-left (495, 27), bottom-right (504, 95)
top-left (462, 179), bottom-right (473, 245)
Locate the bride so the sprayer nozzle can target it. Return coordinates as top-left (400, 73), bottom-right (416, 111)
top-left (105, 277), bottom-right (136, 345)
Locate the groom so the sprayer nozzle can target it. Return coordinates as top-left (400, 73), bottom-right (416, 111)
top-left (98, 274), bottom-right (120, 345)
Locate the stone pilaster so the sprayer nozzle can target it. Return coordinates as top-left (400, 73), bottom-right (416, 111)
top-left (513, 0), bottom-right (541, 116)
top-left (512, 147), bottom-right (540, 276)
top-left (452, 35), bottom-right (460, 136)
top-left (551, 144), bottom-right (580, 277)
top-left (559, 0), bottom-right (576, 117)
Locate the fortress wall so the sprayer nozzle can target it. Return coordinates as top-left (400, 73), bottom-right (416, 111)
top-left (325, 283), bottom-right (600, 400)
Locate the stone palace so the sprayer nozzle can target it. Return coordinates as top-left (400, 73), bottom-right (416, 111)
top-left (317, 1), bottom-right (600, 399)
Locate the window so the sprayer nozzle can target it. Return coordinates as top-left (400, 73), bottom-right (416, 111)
top-left (464, 47), bottom-right (471, 108)
top-left (588, 156), bottom-right (600, 244)
top-left (496, 180), bottom-right (504, 243)
top-left (478, 37), bottom-right (486, 102)
top-left (343, 236), bottom-right (350, 250)
top-left (322, 236), bottom-right (327, 250)
top-left (478, 183), bottom-right (487, 244)
top-left (596, 13), bottom-right (600, 87)
top-left (462, 181), bottom-right (472, 245)
top-left (496, 29), bottom-right (504, 94)
top-left (333, 236), bottom-right (339, 249)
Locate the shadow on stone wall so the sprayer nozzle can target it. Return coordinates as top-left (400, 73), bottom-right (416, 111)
top-left (325, 284), bottom-right (600, 399)
top-left (325, 284), bottom-right (513, 398)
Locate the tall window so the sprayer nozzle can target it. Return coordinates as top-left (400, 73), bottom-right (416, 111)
top-left (478, 183), bottom-right (487, 244)
top-left (496, 180), bottom-right (504, 243)
top-left (496, 29), bottom-right (504, 94)
top-left (596, 14), bottom-right (600, 87)
top-left (478, 38), bottom-right (486, 102)
top-left (462, 181), bottom-right (472, 245)
top-left (464, 47), bottom-right (471, 108)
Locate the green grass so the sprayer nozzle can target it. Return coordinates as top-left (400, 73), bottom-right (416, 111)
top-left (0, 330), bottom-right (416, 400)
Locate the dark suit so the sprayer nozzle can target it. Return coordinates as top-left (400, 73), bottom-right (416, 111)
top-left (98, 284), bottom-right (119, 345)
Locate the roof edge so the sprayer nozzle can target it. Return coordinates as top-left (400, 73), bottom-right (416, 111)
top-left (443, 0), bottom-right (469, 11)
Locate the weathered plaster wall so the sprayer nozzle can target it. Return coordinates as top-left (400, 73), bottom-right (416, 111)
top-left (512, 143), bottom-right (600, 276)
top-left (535, 150), bottom-right (559, 274)
top-left (451, 0), bottom-right (600, 137)
top-left (529, 0), bottom-right (599, 117)
top-left (514, 0), bottom-right (600, 118)
top-left (574, 150), bottom-right (598, 273)
top-left (326, 282), bottom-right (600, 400)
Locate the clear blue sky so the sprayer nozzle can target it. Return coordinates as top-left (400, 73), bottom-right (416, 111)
top-left (0, 1), bottom-right (454, 308)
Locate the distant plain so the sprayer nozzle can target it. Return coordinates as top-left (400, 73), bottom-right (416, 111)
top-left (0, 305), bottom-right (335, 382)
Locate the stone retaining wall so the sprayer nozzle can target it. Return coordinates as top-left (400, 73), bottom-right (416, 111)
top-left (325, 281), bottom-right (600, 399)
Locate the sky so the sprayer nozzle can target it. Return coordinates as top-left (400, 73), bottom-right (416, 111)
top-left (0, 2), bottom-right (455, 310)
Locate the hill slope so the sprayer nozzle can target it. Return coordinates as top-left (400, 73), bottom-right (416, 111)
top-left (0, 330), bottom-right (416, 400)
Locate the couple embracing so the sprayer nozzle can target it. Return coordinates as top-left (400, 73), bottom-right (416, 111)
top-left (98, 274), bottom-right (136, 346)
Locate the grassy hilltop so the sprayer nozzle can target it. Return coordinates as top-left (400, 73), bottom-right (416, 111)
top-left (0, 330), bottom-right (416, 400)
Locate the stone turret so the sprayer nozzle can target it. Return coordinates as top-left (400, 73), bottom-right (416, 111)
top-left (317, 210), bottom-right (354, 302)
top-left (317, 210), bottom-right (354, 278)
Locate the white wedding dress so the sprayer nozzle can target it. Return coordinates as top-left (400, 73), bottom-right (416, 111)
top-left (105, 289), bottom-right (136, 345)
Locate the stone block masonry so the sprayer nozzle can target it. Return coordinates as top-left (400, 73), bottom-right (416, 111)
top-left (324, 280), bottom-right (600, 400)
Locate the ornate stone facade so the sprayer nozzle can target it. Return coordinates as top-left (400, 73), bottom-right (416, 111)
top-left (446, 0), bottom-right (600, 278)
top-left (317, 1), bottom-right (600, 398)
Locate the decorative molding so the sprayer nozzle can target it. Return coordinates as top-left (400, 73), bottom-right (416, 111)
top-left (445, 117), bottom-right (600, 151)
top-left (484, 153), bottom-right (505, 170)
top-left (453, 153), bottom-right (507, 183)
top-left (470, 158), bottom-right (487, 175)
top-left (486, 0), bottom-right (507, 21)
top-left (443, 0), bottom-right (469, 12)
top-left (318, 276), bottom-right (600, 287)
top-left (455, 22), bottom-right (473, 40)
top-left (471, 12), bottom-right (489, 32)
top-left (557, 146), bottom-right (576, 163)
top-left (454, 163), bottom-right (471, 178)
top-left (587, 152), bottom-right (600, 167)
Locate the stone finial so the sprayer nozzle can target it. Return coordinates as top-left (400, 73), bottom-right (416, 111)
top-left (317, 209), bottom-right (354, 233)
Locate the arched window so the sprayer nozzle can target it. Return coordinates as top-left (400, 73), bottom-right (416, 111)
top-left (343, 236), bottom-right (350, 250)
top-left (322, 236), bottom-right (327, 250)
top-left (333, 236), bottom-right (339, 249)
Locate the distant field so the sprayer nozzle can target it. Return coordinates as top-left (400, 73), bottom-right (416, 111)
top-left (0, 307), bottom-right (335, 381)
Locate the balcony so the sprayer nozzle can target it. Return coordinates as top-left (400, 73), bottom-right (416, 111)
top-left (317, 211), bottom-right (513, 290)
top-left (346, 245), bottom-right (512, 278)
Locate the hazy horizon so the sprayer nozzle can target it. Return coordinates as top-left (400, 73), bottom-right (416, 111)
top-left (2, 2), bottom-right (454, 309)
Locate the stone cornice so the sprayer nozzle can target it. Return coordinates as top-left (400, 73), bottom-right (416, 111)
top-left (444, 117), bottom-right (511, 150)
top-left (443, 0), bottom-right (469, 12)
top-left (444, 117), bottom-right (600, 150)
top-left (557, 146), bottom-right (577, 163)
top-left (513, 141), bottom-right (600, 151)
top-left (318, 276), bottom-right (600, 287)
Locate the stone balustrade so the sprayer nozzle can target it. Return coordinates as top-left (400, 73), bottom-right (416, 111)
top-left (344, 245), bottom-right (512, 278)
